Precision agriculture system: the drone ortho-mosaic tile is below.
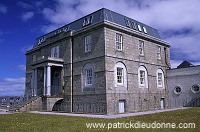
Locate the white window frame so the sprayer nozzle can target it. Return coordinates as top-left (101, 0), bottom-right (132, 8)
top-left (138, 66), bottom-right (148, 88)
top-left (83, 63), bottom-right (94, 88)
top-left (157, 46), bottom-right (161, 59)
top-left (143, 26), bottom-right (147, 33)
top-left (117, 67), bottom-right (123, 84)
top-left (51, 45), bottom-right (59, 58)
top-left (85, 68), bottom-right (92, 85)
top-left (139, 40), bottom-right (144, 55)
top-left (83, 16), bottom-right (93, 27)
top-left (157, 69), bottom-right (165, 88)
top-left (116, 33), bottom-right (123, 50)
top-left (138, 24), bottom-right (142, 32)
top-left (114, 62), bottom-right (127, 87)
top-left (84, 35), bottom-right (91, 52)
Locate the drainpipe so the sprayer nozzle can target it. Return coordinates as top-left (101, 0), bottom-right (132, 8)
top-left (70, 31), bottom-right (74, 112)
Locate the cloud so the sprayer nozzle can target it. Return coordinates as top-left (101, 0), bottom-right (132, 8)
top-left (17, 1), bottom-right (33, 9)
top-left (21, 11), bottom-right (34, 21)
top-left (0, 78), bottom-right (25, 96)
top-left (40, 0), bottom-right (200, 64)
top-left (17, 65), bottom-right (26, 72)
top-left (0, 4), bottom-right (7, 14)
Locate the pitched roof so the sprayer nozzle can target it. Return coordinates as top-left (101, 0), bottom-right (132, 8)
top-left (177, 61), bottom-right (194, 68)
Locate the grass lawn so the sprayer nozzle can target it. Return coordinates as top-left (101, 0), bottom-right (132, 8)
top-left (0, 108), bottom-right (199, 132)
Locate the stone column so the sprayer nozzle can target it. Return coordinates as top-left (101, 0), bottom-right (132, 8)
top-left (43, 66), bottom-right (47, 96)
top-left (33, 69), bottom-right (37, 96)
top-left (31, 70), bottom-right (34, 96)
top-left (46, 66), bottom-right (51, 96)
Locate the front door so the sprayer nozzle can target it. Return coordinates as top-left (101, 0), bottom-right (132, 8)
top-left (51, 68), bottom-right (60, 96)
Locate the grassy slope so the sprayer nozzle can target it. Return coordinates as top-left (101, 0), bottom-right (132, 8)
top-left (0, 108), bottom-right (199, 132)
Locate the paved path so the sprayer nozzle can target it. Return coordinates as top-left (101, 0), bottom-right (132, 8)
top-left (30, 107), bottom-right (189, 119)
top-left (0, 108), bottom-right (12, 114)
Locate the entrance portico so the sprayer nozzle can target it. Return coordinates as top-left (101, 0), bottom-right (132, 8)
top-left (31, 57), bottom-right (64, 97)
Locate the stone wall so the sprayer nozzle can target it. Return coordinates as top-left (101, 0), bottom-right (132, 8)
top-left (167, 66), bottom-right (200, 108)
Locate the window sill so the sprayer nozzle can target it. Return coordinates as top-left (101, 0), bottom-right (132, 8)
top-left (116, 49), bottom-right (123, 52)
top-left (84, 51), bottom-right (91, 53)
top-left (139, 54), bottom-right (145, 57)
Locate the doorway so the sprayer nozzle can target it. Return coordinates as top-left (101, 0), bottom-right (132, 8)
top-left (119, 100), bottom-right (125, 113)
top-left (160, 98), bottom-right (165, 109)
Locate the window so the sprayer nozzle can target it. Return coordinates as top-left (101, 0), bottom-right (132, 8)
top-left (116, 33), bottom-right (123, 50)
top-left (63, 26), bottom-right (69, 32)
top-left (51, 46), bottom-right (59, 58)
top-left (157, 46), bottom-right (161, 59)
top-left (191, 84), bottom-right (200, 93)
top-left (83, 63), bottom-right (94, 88)
top-left (125, 18), bottom-right (130, 27)
top-left (38, 37), bottom-right (45, 45)
top-left (138, 66), bottom-right (148, 88)
top-left (143, 26), bottom-right (147, 33)
top-left (114, 62), bottom-right (127, 87)
top-left (117, 68), bottom-right (123, 84)
top-left (157, 69), bottom-right (164, 88)
top-left (138, 24), bottom-right (142, 31)
top-left (84, 35), bottom-right (91, 52)
top-left (131, 22), bottom-right (136, 30)
top-left (139, 40), bottom-right (144, 55)
top-left (158, 73), bottom-right (162, 86)
top-left (83, 16), bottom-right (93, 27)
top-left (85, 69), bottom-right (92, 85)
top-left (174, 86), bottom-right (182, 94)
top-left (140, 70), bottom-right (145, 85)
top-left (32, 55), bottom-right (36, 62)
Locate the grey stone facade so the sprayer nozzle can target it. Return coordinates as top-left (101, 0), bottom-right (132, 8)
top-left (167, 63), bottom-right (200, 108)
top-left (25, 8), bottom-right (170, 114)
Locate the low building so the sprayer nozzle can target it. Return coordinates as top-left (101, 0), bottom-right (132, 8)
top-left (167, 61), bottom-right (200, 107)
top-left (0, 96), bottom-right (22, 108)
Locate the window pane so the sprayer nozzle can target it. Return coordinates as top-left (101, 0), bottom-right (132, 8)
top-left (140, 70), bottom-right (145, 85)
top-left (139, 40), bottom-right (144, 55)
top-left (51, 46), bottom-right (59, 58)
top-left (85, 35), bottom-right (91, 52)
top-left (85, 69), bottom-right (92, 85)
top-left (157, 46), bottom-right (161, 59)
top-left (158, 73), bottom-right (162, 86)
top-left (117, 67), bottom-right (123, 84)
top-left (116, 33), bottom-right (122, 50)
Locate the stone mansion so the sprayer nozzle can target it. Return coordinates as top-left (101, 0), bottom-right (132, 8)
top-left (25, 8), bottom-right (171, 114)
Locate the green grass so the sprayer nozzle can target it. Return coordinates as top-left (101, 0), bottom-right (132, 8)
top-left (0, 108), bottom-right (199, 132)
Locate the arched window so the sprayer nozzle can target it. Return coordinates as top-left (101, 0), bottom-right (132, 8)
top-left (114, 62), bottom-right (127, 87)
top-left (138, 66), bottom-right (148, 88)
top-left (82, 63), bottom-right (94, 88)
top-left (157, 69), bottom-right (165, 88)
